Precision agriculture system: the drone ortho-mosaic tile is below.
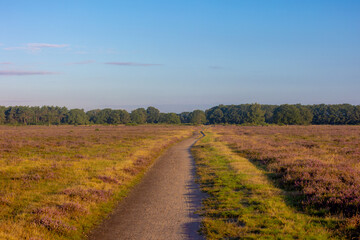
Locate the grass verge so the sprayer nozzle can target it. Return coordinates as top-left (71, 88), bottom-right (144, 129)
top-left (192, 131), bottom-right (340, 239)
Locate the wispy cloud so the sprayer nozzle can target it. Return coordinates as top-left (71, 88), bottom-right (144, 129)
top-left (4, 43), bottom-right (68, 52)
top-left (0, 70), bottom-right (57, 76)
top-left (0, 62), bottom-right (12, 65)
top-left (67, 60), bottom-right (95, 65)
top-left (105, 62), bottom-right (162, 67)
top-left (28, 43), bottom-right (68, 49)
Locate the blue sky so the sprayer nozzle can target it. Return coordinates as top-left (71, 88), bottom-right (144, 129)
top-left (1, 0), bottom-right (359, 112)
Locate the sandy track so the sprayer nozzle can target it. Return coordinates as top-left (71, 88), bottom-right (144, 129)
top-left (88, 134), bottom-right (205, 240)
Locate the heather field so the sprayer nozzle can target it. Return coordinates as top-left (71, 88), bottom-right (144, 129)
top-left (0, 125), bottom-right (194, 240)
top-left (193, 126), bottom-right (360, 239)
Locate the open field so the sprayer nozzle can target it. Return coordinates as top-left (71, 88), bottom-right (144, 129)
top-left (0, 125), bottom-right (194, 240)
top-left (192, 126), bottom-right (360, 239)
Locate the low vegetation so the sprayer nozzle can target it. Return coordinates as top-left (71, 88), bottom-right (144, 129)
top-left (0, 125), bottom-right (194, 239)
top-left (193, 126), bottom-right (360, 239)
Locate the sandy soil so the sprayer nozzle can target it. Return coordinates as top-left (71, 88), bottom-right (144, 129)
top-left (88, 134), bottom-right (205, 240)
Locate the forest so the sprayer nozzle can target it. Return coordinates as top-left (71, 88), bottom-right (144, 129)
top-left (0, 103), bottom-right (360, 126)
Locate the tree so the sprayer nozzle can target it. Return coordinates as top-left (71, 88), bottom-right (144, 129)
top-left (108, 110), bottom-right (121, 124)
top-left (245, 103), bottom-right (265, 125)
top-left (96, 109), bottom-right (113, 124)
top-left (16, 106), bottom-right (34, 125)
top-left (297, 105), bottom-right (313, 125)
top-left (65, 109), bottom-right (89, 125)
top-left (261, 105), bottom-right (277, 124)
top-left (119, 110), bottom-right (131, 124)
top-left (179, 112), bottom-right (191, 123)
top-left (224, 106), bottom-right (242, 124)
top-left (86, 109), bottom-right (101, 124)
top-left (130, 108), bottom-right (147, 124)
top-left (159, 113), bottom-right (181, 124)
top-left (5, 107), bottom-right (17, 124)
top-left (352, 106), bottom-right (360, 124)
top-left (0, 106), bottom-right (5, 124)
top-left (146, 106), bottom-right (160, 123)
top-left (273, 104), bottom-right (302, 125)
top-left (189, 110), bottom-right (206, 125)
top-left (56, 107), bottom-right (68, 124)
top-left (207, 108), bottom-right (224, 124)
top-left (39, 106), bottom-right (62, 125)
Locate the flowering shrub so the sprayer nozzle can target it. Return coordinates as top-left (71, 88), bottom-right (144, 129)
top-left (214, 125), bottom-right (360, 217)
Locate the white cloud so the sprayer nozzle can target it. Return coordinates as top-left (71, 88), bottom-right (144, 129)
top-left (0, 70), bottom-right (57, 76)
top-left (105, 62), bottom-right (162, 67)
top-left (4, 43), bottom-right (69, 52)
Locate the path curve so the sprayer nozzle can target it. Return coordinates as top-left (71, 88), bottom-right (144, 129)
top-left (88, 134), bottom-right (205, 240)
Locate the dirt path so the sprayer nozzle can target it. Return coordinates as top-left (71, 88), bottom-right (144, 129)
top-left (88, 134), bottom-right (205, 240)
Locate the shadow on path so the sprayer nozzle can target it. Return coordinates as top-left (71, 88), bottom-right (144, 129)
top-left (182, 135), bottom-right (207, 240)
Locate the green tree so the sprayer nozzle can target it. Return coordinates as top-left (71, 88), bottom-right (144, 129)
top-left (190, 110), bottom-right (206, 125)
top-left (97, 109), bottom-right (113, 124)
top-left (39, 106), bottom-right (62, 125)
top-left (159, 113), bottom-right (181, 124)
top-left (0, 106), bottom-right (6, 124)
top-left (297, 105), bottom-right (313, 125)
top-left (273, 104), bottom-right (302, 125)
top-left (207, 108), bottom-right (224, 124)
top-left (224, 106), bottom-right (242, 124)
top-left (5, 107), bottom-right (17, 124)
top-left (108, 110), bottom-right (121, 124)
top-left (16, 106), bottom-right (34, 125)
top-left (130, 108), bottom-right (147, 124)
top-left (146, 106), bottom-right (160, 123)
top-left (30, 106), bottom-right (41, 125)
top-left (119, 110), bottom-right (131, 124)
top-left (261, 105), bottom-right (277, 123)
top-left (179, 112), bottom-right (191, 123)
top-left (245, 103), bottom-right (265, 125)
top-left (352, 106), bottom-right (360, 124)
top-left (65, 109), bottom-right (89, 125)
top-left (86, 109), bottom-right (101, 124)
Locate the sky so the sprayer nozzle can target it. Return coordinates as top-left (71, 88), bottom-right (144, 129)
top-left (1, 0), bottom-right (359, 113)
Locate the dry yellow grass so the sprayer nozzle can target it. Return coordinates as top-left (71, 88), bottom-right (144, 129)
top-left (0, 125), bottom-right (195, 240)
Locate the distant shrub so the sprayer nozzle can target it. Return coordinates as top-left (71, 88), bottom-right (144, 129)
top-left (61, 188), bottom-right (112, 202)
top-left (97, 175), bottom-right (120, 184)
top-left (34, 216), bottom-right (76, 234)
top-left (57, 202), bottom-right (87, 213)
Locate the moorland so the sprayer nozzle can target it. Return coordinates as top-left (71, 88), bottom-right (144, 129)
top-left (193, 125), bottom-right (360, 239)
top-left (0, 125), bottom-right (194, 239)
top-left (1, 103), bottom-right (360, 239)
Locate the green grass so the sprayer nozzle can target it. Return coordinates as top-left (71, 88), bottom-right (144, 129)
top-left (192, 131), bottom-right (340, 239)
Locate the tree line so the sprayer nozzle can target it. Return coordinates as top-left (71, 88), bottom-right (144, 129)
top-left (0, 106), bottom-right (206, 125)
top-left (0, 104), bottom-right (359, 126)
top-left (206, 103), bottom-right (360, 125)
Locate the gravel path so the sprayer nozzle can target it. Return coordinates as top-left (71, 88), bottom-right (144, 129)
top-left (88, 134), bottom-right (205, 240)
